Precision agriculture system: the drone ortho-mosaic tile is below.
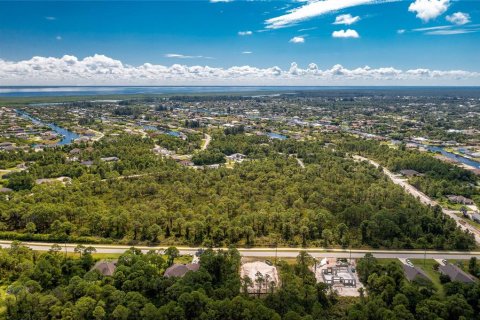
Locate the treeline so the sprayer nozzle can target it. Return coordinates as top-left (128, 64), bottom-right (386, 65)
top-left (224, 125), bottom-right (244, 135)
top-left (191, 149), bottom-right (226, 165)
top-left (112, 106), bottom-right (144, 118)
top-left (184, 120), bottom-right (201, 128)
top-left (349, 254), bottom-right (480, 319)
top-left (2, 244), bottom-right (342, 320)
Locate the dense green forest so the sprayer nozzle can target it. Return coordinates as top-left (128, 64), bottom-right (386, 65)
top-left (1, 244), bottom-right (343, 320)
top-left (0, 135), bottom-right (474, 250)
top-left (191, 150), bottom-right (226, 166)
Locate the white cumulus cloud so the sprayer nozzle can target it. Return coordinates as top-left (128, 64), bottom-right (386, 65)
top-left (0, 54), bottom-right (478, 85)
top-left (412, 24), bottom-right (480, 35)
top-left (289, 36), bottom-right (305, 43)
top-left (265, 0), bottom-right (380, 29)
top-left (238, 31), bottom-right (253, 36)
top-left (333, 14), bottom-right (360, 25)
top-left (425, 29), bottom-right (476, 35)
top-left (241, 51), bottom-right (253, 54)
top-left (164, 53), bottom-right (212, 59)
top-left (332, 29), bottom-right (360, 38)
top-left (408, 0), bottom-right (450, 22)
top-left (446, 12), bottom-right (471, 25)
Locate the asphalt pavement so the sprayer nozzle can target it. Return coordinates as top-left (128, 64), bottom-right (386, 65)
top-left (1, 240), bottom-right (479, 260)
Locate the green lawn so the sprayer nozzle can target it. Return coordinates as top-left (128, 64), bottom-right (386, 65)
top-left (63, 252), bottom-right (122, 260)
top-left (411, 259), bottom-right (443, 295)
top-left (377, 258), bottom-right (401, 266)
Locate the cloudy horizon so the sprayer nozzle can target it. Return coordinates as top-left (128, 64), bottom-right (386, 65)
top-left (0, 54), bottom-right (479, 86)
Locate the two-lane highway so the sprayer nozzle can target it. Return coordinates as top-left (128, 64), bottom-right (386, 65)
top-left (1, 240), bottom-right (479, 260)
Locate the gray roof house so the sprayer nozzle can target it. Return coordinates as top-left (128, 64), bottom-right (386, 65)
top-left (447, 195), bottom-right (474, 205)
top-left (402, 264), bottom-right (431, 282)
top-left (227, 153), bottom-right (247, 163)
top-left (439, 263), bottom-right (476, 284)
top-left (69, 148), bottom-right (82, 155)
top-left (400, 169), bottom-right (422, 177)
top-left (164, 263), bottom-right (200, 278)
top-left (92, 261), bottom-right (117, 276)
top-left (100, 156), bottom-right (119, 162)
top-left (472, 213), bottom-right (480, 224)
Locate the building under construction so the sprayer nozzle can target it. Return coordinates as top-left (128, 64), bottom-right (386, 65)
top-left (321, 263), bottom-right (357, 287)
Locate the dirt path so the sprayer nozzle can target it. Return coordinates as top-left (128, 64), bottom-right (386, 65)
top-left (202, 133), bottom-right (211, 150)
top-left (296, 157), bottom-right (305, 169)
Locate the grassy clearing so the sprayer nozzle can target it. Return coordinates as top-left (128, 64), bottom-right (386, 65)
top-left (39, 250), bottom-right (194, 265)
top-left (241, 256), bottom-right (298, 265)
top-left (411, 259), bottom-right (443, 295)
top-left (377, 258), bottom-right (401, 266)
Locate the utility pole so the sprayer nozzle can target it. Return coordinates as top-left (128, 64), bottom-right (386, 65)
top-left (275, 241), bottom-right (278, 265)
top-left (424, 246), bottom-right (426, 268)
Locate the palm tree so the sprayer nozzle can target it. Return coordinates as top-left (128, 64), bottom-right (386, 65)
top-left (264, 274), bottom-right (271, 293)
top-left (241, 275), bottom-right (253, 295)
top-left (255, 271), bottom-right (264, 297)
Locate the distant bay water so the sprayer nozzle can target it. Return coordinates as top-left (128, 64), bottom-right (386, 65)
top-left (0, 86), bottom-right (479, 98)
top-left (0, 86), bottom-right (325, 97)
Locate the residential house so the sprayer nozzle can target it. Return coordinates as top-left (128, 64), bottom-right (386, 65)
top-left (439, 263), bottom-right (476, 283)
top-left (92, 261), bottom-right (117, 276)
top-left (447, 195), bottom-right (474, 205)
top-left (100, 156), bottom-right (119, 162)
top-left (164, 263), bottom-right (200, 278)
top-left (400, 169), bottom-right (422, 177)
top-left (227, 153), bottom-right (247, 163)
top-left (0, 142), bottom-right (14, 150)
top-left (472, 213), bottom-right (480, 224)
top-left (402, 264), bottom-right (431, 282)
top-left (69, 148), bottom-right (82, 155)
top-left (80, 160), bottom-right (94, 167)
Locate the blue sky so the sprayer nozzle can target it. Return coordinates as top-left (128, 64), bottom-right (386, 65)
top-left (0, 0), bottom-right (479, 85)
